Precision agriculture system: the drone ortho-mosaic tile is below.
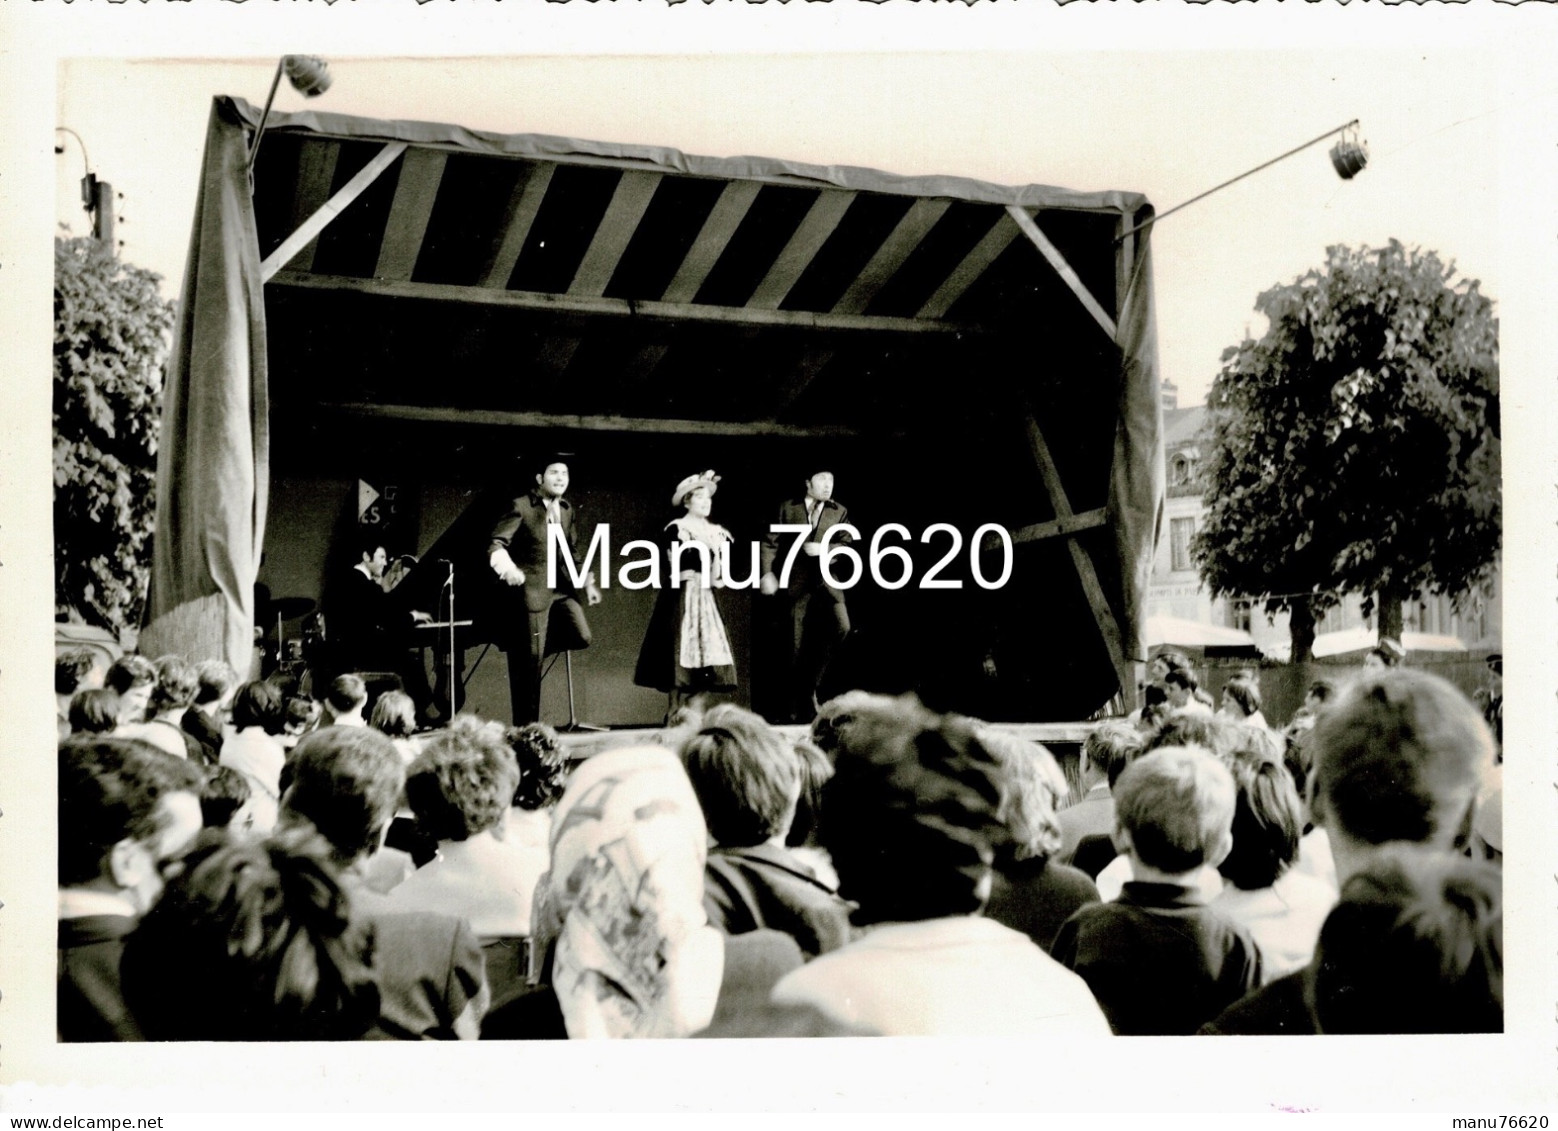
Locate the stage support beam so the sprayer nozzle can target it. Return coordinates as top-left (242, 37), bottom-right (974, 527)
top-left (1021, 411), bottom-right (1131, 701)
top-left (661, 180), bottom-right (762, 304)
top-left (260, 142), bottom-right (408, 283)
top-left (1006, 205), bottom-right (1118, 342)
top-left (375, 148), bottom-right (448, 282)
top-left (747, 190), bottom-right (856, 311)
top-left (480, 162), bottom-right (556, 289)
top-left (323, 400), bottom-right (877, 440)
top-left (268, 270), bottom-right (979, 337)
top-left (281, 139), bottom-right (340, 276)
top-left (569, 171), bottom-right (663, 297)
top-left (916, 210), bottom-right (1019, 320)
top-left (832, 198), bottom-right (951, 316)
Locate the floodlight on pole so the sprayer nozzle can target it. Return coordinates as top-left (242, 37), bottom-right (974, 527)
top-left (1117, 119), bottom-right (1367, 244)
top-left (247, 55), bottom-right (333, 177)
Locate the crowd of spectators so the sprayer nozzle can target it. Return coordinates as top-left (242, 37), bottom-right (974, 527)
top-left (55, 642), bottom-right (1503, 1041)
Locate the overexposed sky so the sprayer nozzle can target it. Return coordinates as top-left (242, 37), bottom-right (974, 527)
top-left (57, 50), bottom-right (1519, 406)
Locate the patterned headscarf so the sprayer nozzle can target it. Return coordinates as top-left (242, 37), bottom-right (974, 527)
top-left (530, 745), bottom-right (723, 1038)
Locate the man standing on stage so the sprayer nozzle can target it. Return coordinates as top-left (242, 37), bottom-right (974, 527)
top-left (760, 469), bottom-right (852, 724)
top-left (488, 456), bottom-right (603, 724)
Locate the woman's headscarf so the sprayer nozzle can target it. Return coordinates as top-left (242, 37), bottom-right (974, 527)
top-left (530, 745), bottom-right (723, 1038)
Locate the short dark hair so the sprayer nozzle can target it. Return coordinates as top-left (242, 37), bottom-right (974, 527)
top-left (1218, 757), bottom-right (1303, 891)
top-left (368, 690), bottom-right (416, 738)
top-left (200, 765), bottom-right (253, 828)
top-left (1312, 670), bottom-right (1493, 850)
top-left (56, 649), bottom-right (100, 696)
top-left (1222, 676), bottom-right (1261, 718)
top-left (1113, 746), bottom-right (1236, 875)
top-left (231, 681), bottom-right (285, 734)
top-left (193, 660), bottom-right (239, 707)
top-left (326, 674), bottom-right (368, 715)
top-left (818, 696), bottom-right (1007, 925)
top-left (104, 654), bottom-right (157, 695)
top-left (58, 737), bottom-right (204, 887)
top-left (1308, 844), bottom-right (1502, 1034)
top-left (148, 655), bottom-right (200, 716)
top-left (121, 827), bottom-right (380, 1041)
top-left (680, 705), bottom-right (800, 848)
top-left (68, 688), bottom-right (122, 735)
top-left (1306, 678), bottom-right (1337, 705)
top-left (405, 717), bottom-right (519, 842)
top-left (282, 726), bottom-right (405, 864)
top-left (1145, 711), bottom-right (1238, 767)
top-left (284, 696), bottom-right (321, 733)
top-left (505, 722), bottom-right (568, 811)
top-left (1164, 668), bottom-right (1199, 693)
top-left (1083, 720), bottom-right (1143, 790)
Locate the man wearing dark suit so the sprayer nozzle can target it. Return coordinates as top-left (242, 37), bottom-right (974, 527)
top-left (488, 458), bottom-right (603, 725)
top-left (760, 470), bottom-right (853, 724)
top-left (326, 538), bottom-right (432, 712)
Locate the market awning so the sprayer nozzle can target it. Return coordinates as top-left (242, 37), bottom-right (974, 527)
top-left (1311, 628), bottom-right (1469, 659)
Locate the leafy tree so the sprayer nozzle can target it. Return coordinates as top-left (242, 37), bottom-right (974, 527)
top-left (1192, 241), bottom-right (1499, 662)
top-left (54, 235), bottom-right (175, 638)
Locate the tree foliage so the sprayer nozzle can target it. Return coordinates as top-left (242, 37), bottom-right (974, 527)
top-left (1192, 241), bottom-right (1500, 660)
top-left (54, 235), bottom-right (175, 638)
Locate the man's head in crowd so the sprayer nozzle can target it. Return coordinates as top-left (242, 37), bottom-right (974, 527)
top-left (69, 688), bottom-right (123, 735)
top-left (58, 737), bottom-right (205, 914)
top-left (232, 680), bottom-right (286, 735)
top-left (147, 655), bottom-right (200, 722)
top-left (192, 660), bottom-right (240, 715)
top-left (104, 655), bottom-right (158, 726)
top-left (57, 649), bottom-right (105, 699)
top-left (1145, 711), bottom-right (1238, 768)
top-left (120, 828), bottom-right (380, 1041)
top-left (1304, 678), bottom-right (1337, 715)
top-left (817, 695), bottom-right (1008, 925)
top-left (1163, 667), bottom-right (1200, 709)
top-left (1147, 650), bottom-right (1191, 688)
top-left (680, 704), bottom-right (801, 850)
top-left (326, 675), bottom-right (369, 725)
top-left (405, 717), bottom-right (519, 843)
top-left (1082, 720), bottom-right (1143, 791)
top-left (281, 726), bottom-right (405, 868)
top-left (1363, 637), bottom-right (1406, 672)
top-left (1306, 843), bottom-right (1501, 1034)
top-left (1112, 745), bottom-right (1237, 880)
top-left (200, 765), bottom-right (255, 832)
top-left (1309, 669), bottom-right (1494, 886)
top-left (506, 722), bottom-right (568, 811)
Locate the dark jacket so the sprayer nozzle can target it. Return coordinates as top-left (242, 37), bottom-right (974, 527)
top-left (58, 914), bottom-right (143, 1042)
top-left (760, 497), bottom-right (852, 603)
top-left (703, 843), bottom-right (855, 959)
top-left (488, 492), bottom-right (587, 615)
top-left (1051, 880), bottom-right (1262, 1035)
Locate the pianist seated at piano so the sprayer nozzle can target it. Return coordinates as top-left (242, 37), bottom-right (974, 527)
top-left (322, 535), bottom-right (434, 716)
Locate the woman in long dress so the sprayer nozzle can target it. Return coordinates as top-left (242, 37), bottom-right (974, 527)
top-left (634, 470), bottom-right (738, 711)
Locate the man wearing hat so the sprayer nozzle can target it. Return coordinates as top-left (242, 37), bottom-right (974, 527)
top-left (760, 470), bottom-right (852, 724)
top-left (488, 456), bottom-right (603, 724)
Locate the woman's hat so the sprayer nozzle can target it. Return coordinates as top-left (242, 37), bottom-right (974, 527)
top-left (672, 470), bottom-right (720, 508)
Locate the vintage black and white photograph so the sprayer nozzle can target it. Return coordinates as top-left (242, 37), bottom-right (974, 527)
top-left (4, 11), bottom-right (1555, 1115)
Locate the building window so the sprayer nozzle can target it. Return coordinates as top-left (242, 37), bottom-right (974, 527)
top-left (1170, 517), bottom-right (1195, 572)
top-left (1228, 601), bottom-right (1252, 632)
top-left (1170, 455), bottom-right (1192, 486)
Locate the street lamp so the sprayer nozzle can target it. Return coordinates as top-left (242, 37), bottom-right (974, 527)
top-left (247, 55), bottom-right (333, 177)
top-left (1118, 119), bottom-right (1368, 244)
top-left (56, 126), bottom-right (116, 249)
